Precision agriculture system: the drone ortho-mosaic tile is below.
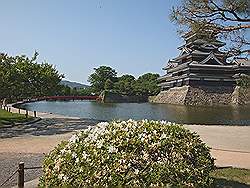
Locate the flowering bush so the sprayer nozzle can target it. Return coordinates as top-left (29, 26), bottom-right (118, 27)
top-left (39, 120), bottom-right (214, 187)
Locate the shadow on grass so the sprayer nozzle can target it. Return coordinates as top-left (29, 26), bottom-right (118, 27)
top-left (212, 178), bottom-right (250, 188)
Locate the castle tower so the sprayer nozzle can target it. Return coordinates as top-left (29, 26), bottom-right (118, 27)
top-left (155, 32), bottom-right (250, 105)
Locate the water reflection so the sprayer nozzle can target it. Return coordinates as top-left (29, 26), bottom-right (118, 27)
top-left (21, 101), bottom-right (250, 125)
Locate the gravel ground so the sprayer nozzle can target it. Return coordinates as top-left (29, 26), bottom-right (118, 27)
top-left (0, 153), bottom-right (44, 188)
top-left (0, 118), bottom-right (100, 138)
top-left (0, 117), bottom-right (100, 187)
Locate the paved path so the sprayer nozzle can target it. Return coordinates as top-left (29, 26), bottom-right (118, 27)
top-left (0, 105), bottom-right (250, 187)
top-left (0, 116), bottom-right (98, 188)
top-left (185, 125), bottom-right (250, 169)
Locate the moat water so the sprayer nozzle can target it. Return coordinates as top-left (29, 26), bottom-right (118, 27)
top-left (20, 101), bottom-right (250, 125)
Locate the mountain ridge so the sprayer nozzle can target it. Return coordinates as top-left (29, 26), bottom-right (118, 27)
top-left (60, 80), bottom-right (89, 89)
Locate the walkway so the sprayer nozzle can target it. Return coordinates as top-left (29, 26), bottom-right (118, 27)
top-left (0, 117), bottom-right (98, 188)
top-left (0, 105), bottom-right (249, 187)
top-left (186, 125), bottom-right (250, 169)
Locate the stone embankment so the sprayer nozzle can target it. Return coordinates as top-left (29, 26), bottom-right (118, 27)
top-left (152, 86), bottom-right (250, 106)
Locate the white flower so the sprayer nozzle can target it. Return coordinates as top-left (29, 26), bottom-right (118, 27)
top-left (54, 162), bottom-right (61, 171)
top-left (69, 134), bottom-right (79, 143)
top-left (82, 151), bottom-right (88, 159)
top-left (119, 159), bottom-right (126, 164)
top-left (153, 130), bottom-right (157, 135)
top-left (96, 139), bottom-right (104, 148)
top-left (72, 152), bottom-right (77, 159)
top-left (108, 145), bottom-right (118, 153)
top-left (141, 137), bottom-right (145, 142)
top-left (160, 120), bottom-right (168, 124)
top-left (75, 158), bottom-right (79, 163)
top-left (63, 175), bottom-right (68, 181)
top-left (60, 148), bottom-right (66, 155)
top-left (79, 167), bottom-right (84, 172)
top-left (97, 122), bottom-right (109, 127)
top-left (160, 133), bottom-right (167, 139)
top-left (134, 169), bottom-right (139, 175)
top-left (58, 173), bottom-right (64, 180)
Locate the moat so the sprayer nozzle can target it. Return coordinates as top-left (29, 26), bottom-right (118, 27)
top-left (20, 101), bottom-right (250, 125)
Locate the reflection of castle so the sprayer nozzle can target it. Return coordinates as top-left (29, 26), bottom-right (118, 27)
top-left (154, 32), bottom-right (250, 106)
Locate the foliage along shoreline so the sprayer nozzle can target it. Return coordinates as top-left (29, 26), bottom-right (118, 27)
top-left (0, 52), bottom-right (160, 104)
top-left (0, 52), bottom-right (64, 102)
top-left (88, 66), bottom-right (160, 96)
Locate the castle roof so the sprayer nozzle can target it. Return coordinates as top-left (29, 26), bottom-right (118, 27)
top-left (233, 58), bottom-right (250, 67)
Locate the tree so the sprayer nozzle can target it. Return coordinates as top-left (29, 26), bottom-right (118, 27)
top-left (71, 87), bottom-right (78, 96)
top-left (77, 87), bottom-right (94, 96)
top-left (104, 79), bottom-right (114, 91)
top-left (88, 66), bottom-right (117, 93)
top-left (0, 52), bottom-right (64, 100)
top-left (171, 0), bottom-right (250, 58)
top-left (58, 85), bottom-right (71, 96)
top-left (133, 73), bottom-right (160, 96)
top-left (114, 74), bottom-right (135, 95)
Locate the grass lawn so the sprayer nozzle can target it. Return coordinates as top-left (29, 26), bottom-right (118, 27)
top-left (0, 109), bottom-right (34, 127)
top-left (211, 167), bottom-right (250, 187)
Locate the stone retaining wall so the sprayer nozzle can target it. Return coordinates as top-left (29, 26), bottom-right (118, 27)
top-left (153, 86), bottom-right (189, 105)
top-left (153, 86), bottom-right (249, 106)
top-left (231, 87), bottom-right (250, 105)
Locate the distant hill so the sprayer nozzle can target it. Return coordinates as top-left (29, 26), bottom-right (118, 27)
top-left (60, 80), bottom-right (89, 89)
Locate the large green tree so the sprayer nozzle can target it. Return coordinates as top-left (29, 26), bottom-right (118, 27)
top-left (87, 66), bottom-right (160, 96)
top-left (133, 73), bottom-right (160, 96)
top-left (171, 0), bottom-right (250, 58)
top-left (114, 74), bottom-right (135, 95)
top-left (88, 66), bottom-right (117, 94)
top-left (0, 52), bottom-right (64, 100)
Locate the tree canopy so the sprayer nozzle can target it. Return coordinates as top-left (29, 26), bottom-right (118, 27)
top-left (171, 0), bottom-right (250, 58)
top-left (133, 73), bottom-right (160, 96)
top-left (88, 66), bottom-right (160, 96)
top-left (88, 66), bottom-right (117, 93)
top-left (0, 52), bottom-right (64, 100)
top-left (114, 75), bottom-right (135, 95)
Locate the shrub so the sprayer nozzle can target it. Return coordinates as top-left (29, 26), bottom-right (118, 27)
top-left (39, 120), bottom-right (214, 187)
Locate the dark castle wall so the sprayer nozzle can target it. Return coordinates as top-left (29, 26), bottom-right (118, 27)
top-left (152, 85), bottom-right (249, 106)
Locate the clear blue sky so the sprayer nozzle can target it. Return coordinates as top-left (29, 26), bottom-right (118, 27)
top-left (0, 0), bottom-right (182, 84)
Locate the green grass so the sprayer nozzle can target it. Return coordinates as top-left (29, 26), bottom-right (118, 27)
top-left (211, 167), bottom-right (250, 187)
top-left (0, 109), bottom-right (34, 127)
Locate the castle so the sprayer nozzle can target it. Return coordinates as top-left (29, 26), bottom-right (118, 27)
top-left (154, 32), bottom-right (250, 105)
